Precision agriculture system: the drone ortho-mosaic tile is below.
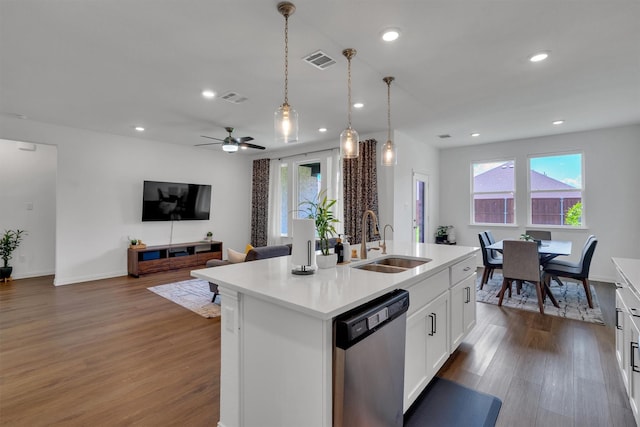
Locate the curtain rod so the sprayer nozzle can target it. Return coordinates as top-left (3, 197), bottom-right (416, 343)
top-left (272, 147), bottom-right (339, 161)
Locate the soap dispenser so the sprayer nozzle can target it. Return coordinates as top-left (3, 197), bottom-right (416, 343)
top-left (342, 234), bottom-right (351, 263)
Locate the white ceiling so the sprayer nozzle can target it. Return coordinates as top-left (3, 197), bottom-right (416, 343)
top-left (1, 0), bottom-right (639, 154)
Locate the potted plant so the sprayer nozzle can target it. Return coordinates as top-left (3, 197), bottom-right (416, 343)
top-left (206, 231), bottom-right (213, 241)
top-left (299, 191), bottom-right (339, 268)
top-left (1, 229), bottom-right (27, 282)
top-left (435, 225), bottom-right (452, 243)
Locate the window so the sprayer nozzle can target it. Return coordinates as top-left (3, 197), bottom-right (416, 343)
top-left (272, 149), bottom-right (341, 240)
top-left (529, 153), bottom-right (583, 226)
top-left (472, 160), bottom-right (515, 224)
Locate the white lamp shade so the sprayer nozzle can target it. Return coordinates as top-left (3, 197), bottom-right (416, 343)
top-left (340, 127), bottom-right (359, 159)
top-left (275, 103), bottom-right (299, 144)
top-left (222, 142), bottom-right (239, 152)
top-left (291, 219), bottom-right (316, 267)
top-left (381, 140), bottom-right (397, 166)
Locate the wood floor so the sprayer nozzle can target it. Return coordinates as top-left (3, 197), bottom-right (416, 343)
top-left (0, 269), bottom-right (635, 426)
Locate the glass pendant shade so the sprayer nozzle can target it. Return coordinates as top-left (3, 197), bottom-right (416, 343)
top-left (275, 102), bottom-right (298, 144)
top-left (381, 139), bottom-right (397, 166)
top-left (341, 48), bottom-right (359, 159)
top-left (340, 126), bottom-right (359, 159)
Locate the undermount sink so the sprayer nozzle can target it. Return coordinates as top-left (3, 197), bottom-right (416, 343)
top-left (353, 256), bottom-right (432, 273)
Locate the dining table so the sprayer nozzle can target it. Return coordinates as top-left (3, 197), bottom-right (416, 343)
top-left (486, 239), bottom-right (572, 264)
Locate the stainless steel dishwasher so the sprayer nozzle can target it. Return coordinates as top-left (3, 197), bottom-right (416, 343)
top-left (333, 289), bottom-right (410, 427)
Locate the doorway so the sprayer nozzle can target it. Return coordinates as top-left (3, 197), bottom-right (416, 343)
top-left (412, 172), bottom-right (429, 244)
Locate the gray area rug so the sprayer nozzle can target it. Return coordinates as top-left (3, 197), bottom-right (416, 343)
top-left (476, 272), bottom-right (605, 325)
top-left (148, 279), bottom-right (220, 318)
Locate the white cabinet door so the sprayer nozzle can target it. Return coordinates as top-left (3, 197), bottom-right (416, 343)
top-left (616, 288), bottom-right (629, 392)
top-left (628, 317), bottom-right (640, 424)
top-left (404, 306), bottom-right (429, 411)
top-left (450, 273), bottom-right (477, 352)
top-left (425, 291), bottom-right (450, 379)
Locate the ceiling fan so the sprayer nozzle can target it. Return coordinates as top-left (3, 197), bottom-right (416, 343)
top-left (196, 127), bottom-right (265, 153)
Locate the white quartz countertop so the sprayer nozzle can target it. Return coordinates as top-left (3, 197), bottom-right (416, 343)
top-left (192, 241), bottom-right (479, 320)
top-left (613, 257), bottom-right (640, 289)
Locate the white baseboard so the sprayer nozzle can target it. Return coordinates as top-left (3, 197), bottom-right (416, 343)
top-left (54, 269), bottom-right (128, 286)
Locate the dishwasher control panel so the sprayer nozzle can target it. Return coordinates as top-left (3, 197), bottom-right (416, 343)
top-left (334, 289), bottom-right (410, 349)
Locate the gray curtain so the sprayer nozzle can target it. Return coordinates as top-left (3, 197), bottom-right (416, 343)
top-left (251, 159), bottom-right (270, 247)
top-left (343, 139), bottom-right (379, 245)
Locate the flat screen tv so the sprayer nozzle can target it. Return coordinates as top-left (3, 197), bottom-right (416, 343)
top-left (142, 180), bottom-right (211, 221)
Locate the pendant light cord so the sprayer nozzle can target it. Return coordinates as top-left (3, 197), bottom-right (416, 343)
top-left (283, 13), bottom-right (289, 105)
top-left (347, 56), bottom-right (352, 127)
top-left (387, 79), bottom-right (391, 141)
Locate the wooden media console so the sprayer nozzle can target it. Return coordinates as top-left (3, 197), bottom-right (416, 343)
top-left (128, 241), bottom-right (223, 277)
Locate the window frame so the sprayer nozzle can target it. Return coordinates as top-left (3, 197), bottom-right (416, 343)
top-left (277, 149), bottom-right (340, 238)
top-left (470, 158), bottom-right (517, 226)
top-left (527, 151), bottom-right (586, 228)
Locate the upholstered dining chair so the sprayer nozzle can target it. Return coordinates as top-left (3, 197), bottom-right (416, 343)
top-left (526, 229), bottom-right (552, 241)
top-left (499, 240), bottom-right (558, 314)
top-left (478, 232), bottom-right (502, 289)
top-left (484, 230), bottom-right (502, 260)
top-left (543, 235), bottom-right (597, 309)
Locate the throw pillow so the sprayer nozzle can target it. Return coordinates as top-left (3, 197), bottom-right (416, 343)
top-left (227, 248), bottom-right (246, 263)
top-left (245, 243), bottom-right (254, 254)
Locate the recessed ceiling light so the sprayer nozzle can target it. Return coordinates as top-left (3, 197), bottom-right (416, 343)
top-left (529, 52), bottom-right (549, 62)
top-left (135, 126), bottom-right (145, 132)
top-left (382, 29), bottom-right (400, 42)
top-left (353, 102), bottom-right (364, 109)
top-left (552, 120), bottom-right (564, 125)
top-left (202, 90), bottom-right (216, 99)
top-left (318, 127), bottom-right (327, 132)
top-left (471, 133), bottom-right (480, 137)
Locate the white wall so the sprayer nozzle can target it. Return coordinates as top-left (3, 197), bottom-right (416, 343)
top-left (1, 117), bottom-right (253, 285)
top-left (0, 139), bottom-right (56, 278)
top-left (439, 124), bottom-right (640, 282)
top-left (392, 130), bottom-right (440, 243)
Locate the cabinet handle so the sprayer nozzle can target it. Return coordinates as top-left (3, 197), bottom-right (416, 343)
top-left (465, 286), bottom-right (471, 303)
top-left (463, 266), bottom-right (471, 272)
top-left (428, 313), bottom-right (436, 336)
top-left (632, 342), bottom-right (640, 373)
top-left (616, 308), bottom-right (622, 330)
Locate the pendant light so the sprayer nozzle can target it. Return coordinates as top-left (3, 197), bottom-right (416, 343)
top-left (340, 48), bottom-right (359, 159)
top-left (275, 2), bottom-right (298, 144)
top-left (381, 76), bottom-right (397, 166)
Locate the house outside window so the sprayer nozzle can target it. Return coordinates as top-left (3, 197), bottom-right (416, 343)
top-left (471, 160), bottom-right (516, 224)
top-left (529, 153), bottom-right (584, 226)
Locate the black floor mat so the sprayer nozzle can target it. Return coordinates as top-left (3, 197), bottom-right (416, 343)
top-left (404, 377), bottom-right (502, 427)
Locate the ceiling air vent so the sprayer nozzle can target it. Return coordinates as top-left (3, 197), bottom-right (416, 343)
top-left (303, 50), bottom-right (336, 70)
top-left (220, 91), bottom-right (248, 104)
top-left (438, 134), bottom-right (451, 139)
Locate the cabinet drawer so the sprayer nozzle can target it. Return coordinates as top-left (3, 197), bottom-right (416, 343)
top-left (404, 269), bottom-right (449, 316)
top-left (450, 255), bottom-right (477, 285)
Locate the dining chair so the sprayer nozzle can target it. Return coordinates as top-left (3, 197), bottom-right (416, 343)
top-left (543, 235), bottom-right (597, 309)
top-left (478, 232), bottom-right (502, 289)
top-left (525, 229), bottom-right (552, 240)
top-left (499, 240), bottom-right (558, 314)
top-left (484, 230), bottom-right (502, 260)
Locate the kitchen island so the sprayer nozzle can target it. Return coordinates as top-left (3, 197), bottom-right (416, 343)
top-left (192, 241), bottom-right (479, 427)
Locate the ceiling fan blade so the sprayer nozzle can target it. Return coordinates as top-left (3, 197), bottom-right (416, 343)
top-left (194, 142), bottom-right (223, 146)
top-left (200, 135), bottom-right (225, 142)
top-left (237, 136), bottom-right (254, 143)
top-left (239, 142), bottom-right (266, 150)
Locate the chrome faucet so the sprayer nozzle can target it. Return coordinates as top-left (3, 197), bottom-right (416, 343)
top-left (360, 210), bottom-right (380, 260)
top-left (380, 224), bottom-right (394, 254)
